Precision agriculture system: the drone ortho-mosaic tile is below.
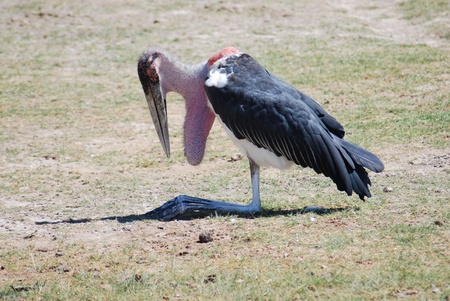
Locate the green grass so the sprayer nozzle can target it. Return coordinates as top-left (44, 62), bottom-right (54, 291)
top-left (400, 0), bottom-right (450, 39)
top-left (400, 0), bottom-right (449, 21)
top-left (1, 0), bottom-right (449, 300)
top-left (1, 216), bottom-right (448, 300)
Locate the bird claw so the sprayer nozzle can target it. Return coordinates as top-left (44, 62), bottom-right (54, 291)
top-left (144, 195), bottom-right (187, 221)
top-left (143, 194), bottom-right (240, 221)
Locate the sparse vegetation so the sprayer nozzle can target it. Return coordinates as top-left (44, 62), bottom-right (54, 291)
top-left (1, 0), bottom-right (449, 300)
top-left (400, 0), bottom-right (450, 39)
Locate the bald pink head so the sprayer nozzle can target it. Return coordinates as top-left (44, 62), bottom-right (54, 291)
top-left (207, 47), bottom-right (241, 67)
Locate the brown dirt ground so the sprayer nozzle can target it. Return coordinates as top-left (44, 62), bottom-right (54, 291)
top-left (0, 0), bottom-right (449, 290)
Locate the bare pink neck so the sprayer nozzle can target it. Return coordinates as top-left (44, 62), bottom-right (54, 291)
top-left (157, 50), bottom-right (215, 166)
top-left (157, 52), bottom-right (207, 100)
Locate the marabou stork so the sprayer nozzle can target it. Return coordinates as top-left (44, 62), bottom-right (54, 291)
top-left (137, 47), bottom-right (384, 221)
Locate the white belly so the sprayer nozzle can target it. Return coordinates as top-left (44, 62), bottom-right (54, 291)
top-left (216, 118), bottom-right (294, 170)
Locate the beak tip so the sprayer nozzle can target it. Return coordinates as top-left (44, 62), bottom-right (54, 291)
top-left (143, 82), bottom-right (170, 161)
top-left (164, 146), bottom-right (170, 159)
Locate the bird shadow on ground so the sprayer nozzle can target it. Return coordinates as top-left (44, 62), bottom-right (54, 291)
top-left (35, 206), bottom-right (351, 225)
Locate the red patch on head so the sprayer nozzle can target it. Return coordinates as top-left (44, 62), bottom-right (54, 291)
top-left (207, 47), bottom-right (241, 66)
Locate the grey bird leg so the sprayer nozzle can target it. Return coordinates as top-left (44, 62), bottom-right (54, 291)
top-left (145, 161), bottom-right (262, 221)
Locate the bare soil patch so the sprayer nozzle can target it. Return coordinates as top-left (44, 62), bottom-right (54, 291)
top-left (1, 0), bottom-right (449, 298)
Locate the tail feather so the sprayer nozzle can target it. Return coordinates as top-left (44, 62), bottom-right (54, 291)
top-left (349, 165), bottom-right (372, 200)
top-left (329, 137), bottom-right (383, 200)
top-left (338, 139), bottom-right (384, 173)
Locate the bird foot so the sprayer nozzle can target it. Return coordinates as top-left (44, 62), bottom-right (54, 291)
top-left (143, 194), bottom-right (261, 221)
top-left (143, 195), bottom-right (189, 221)
top-left (143, 194), bottom-right (226, 221)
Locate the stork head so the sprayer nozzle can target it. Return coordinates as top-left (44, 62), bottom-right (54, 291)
top-left (137, 50), bottom-right (170, 158)
top-left (205, 47), bottom-right (241, 89)
top-left (207, 47), bottom-right (241, 67)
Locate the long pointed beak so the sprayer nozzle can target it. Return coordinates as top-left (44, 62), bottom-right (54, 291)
top-left (138, 55), bottom-right (170, 158)
top-left (145, 83), bottom-right (170, 158)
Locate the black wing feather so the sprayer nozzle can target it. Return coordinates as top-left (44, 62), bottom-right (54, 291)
top-left (205, 54), bottom-right (383, 199)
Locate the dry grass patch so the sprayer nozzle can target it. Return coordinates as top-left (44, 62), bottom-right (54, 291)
top-left (1, 0), bottom-right (449, 300)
